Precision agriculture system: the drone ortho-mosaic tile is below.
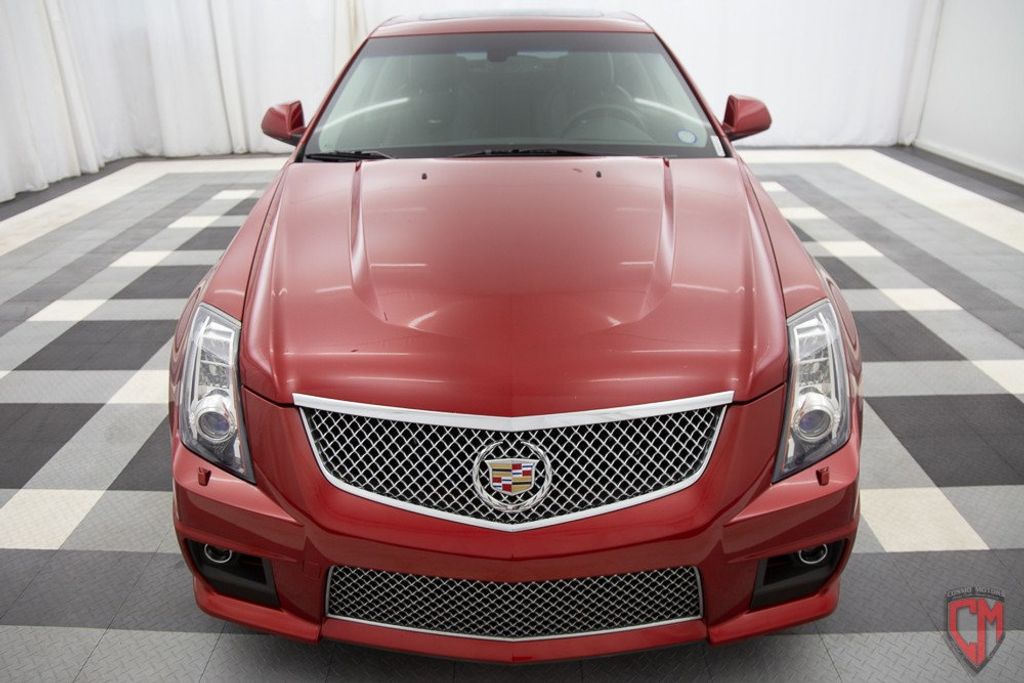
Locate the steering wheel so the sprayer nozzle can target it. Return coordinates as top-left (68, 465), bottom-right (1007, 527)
top-left (561, 104), bottom-right (647, 136)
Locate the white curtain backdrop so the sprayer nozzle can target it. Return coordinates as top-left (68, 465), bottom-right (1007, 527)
top-left (0, 0), bottom-right (942, 202)
top-left (0, 0), bottom-right (365, 201)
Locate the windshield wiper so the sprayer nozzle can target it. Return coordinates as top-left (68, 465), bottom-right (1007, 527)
top-left (452, 147), bottom-right (599, 158)
top-left (303, 150), bottom-right (393, 162)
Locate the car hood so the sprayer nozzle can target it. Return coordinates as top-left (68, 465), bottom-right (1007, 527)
top-left (240, 157), bottom-right (788, 413)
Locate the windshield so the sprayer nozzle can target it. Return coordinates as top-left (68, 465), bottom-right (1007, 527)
top-left (304, 31), bottom-right (724, 159)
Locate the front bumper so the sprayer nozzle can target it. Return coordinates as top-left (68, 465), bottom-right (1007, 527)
top-left (172, 385), bottom-right (859, 663)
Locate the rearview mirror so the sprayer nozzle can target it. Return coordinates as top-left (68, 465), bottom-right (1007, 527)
top-left (721, 95), bottom-right (771, 141)
top-left (261, 101), bottom-right (306, 145)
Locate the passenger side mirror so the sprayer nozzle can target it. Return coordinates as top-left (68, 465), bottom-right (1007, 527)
top-left (261, 101), bottom-right (306, 145)
top-left (721, 95), bottom-right (771, 141)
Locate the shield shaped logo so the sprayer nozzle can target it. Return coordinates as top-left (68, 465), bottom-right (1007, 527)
top-left (945, 587), bottom-right (1005, 672)
top-left (472, 440), bottom-right (552, 512)
top-left (486, 458), bottom-right (537, 495)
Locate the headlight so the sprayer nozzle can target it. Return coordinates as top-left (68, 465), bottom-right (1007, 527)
top-left (774, 300), bottom-right (850, 480)
top-left (179, 304), bottom-right (253, 482)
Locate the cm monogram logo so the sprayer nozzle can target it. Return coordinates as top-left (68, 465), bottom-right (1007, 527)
top-left (945, 587), bottom-right (1005, 672)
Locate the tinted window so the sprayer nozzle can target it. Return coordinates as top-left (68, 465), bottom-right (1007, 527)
top-left (305, 32), bottom-right (724, 159)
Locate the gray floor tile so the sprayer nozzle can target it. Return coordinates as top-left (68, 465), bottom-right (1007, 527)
top-left (108, 418), bottom-right (172, 492)
top-left (62, 491), bottom-right (173, 553)
top-left (87, 299), bottom-right (188, 321)
top-left (0, 625), bottom-right (104, 681)
top-left (328, 642), bottom-right (454, 682)
top-left (26, 403), bottom-right (167, 490)
top-left (0, 370), bottom-right (132, 404)
top-left (815, 554), bottom-right (934, 634)
top-left (862, 361), bottom-right (1005, 397)
top-left (580, 643), bottom-right (709, 681)
top-left (110, 552), bottom-right (223, 633)
top-left (853, 521), bottom-right (886, 554)
top-left (201, 633), bottom-right (332, 682)
top-left (77, 629), bottom-right (219, 682)
top-left (912, 311), bottom-right (1024, 361)
top-left (944, 486), bottom-right (1024, 549)
top-left (703, 634), bottom-right (840, 681)
top-left (0, 321), bottom-right (75, 371)
top-left (822, 631), bottom-right (974, 681)
top-left (858, 404), bottom-right (935, 489)
top-left (455, 659), bottom-right (582, 682)
top-left (1, 550), bottom-right (151, 628)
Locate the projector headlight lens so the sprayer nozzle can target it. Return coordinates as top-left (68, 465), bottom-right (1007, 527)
top-left (775, 300), bottom-right (850, 480)
top-left (179, 304), bottom-right (253, 481)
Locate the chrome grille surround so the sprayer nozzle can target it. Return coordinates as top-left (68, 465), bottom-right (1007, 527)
top-left (325, 565), bottom-right (702, 641)
top-left (297, 391), bottom-right (730, 531)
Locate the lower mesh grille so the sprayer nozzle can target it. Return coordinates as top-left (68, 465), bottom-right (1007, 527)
top-left (325, 565), bottom-right (702, 640)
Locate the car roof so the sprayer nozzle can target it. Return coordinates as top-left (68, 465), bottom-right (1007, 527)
top-left (371, 10), bottom-right (652, 37)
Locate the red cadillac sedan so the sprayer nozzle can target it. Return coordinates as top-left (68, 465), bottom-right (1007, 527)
top-left (169, 11), bottom-right (862, 663)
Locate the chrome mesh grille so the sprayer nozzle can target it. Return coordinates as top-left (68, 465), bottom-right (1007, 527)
top-left (326, 565), bottom-right (702, 639)
top-left (302, 405), bottom-right (724, 525)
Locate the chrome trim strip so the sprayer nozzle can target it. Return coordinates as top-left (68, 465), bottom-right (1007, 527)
top-left (327, 614), bottom-right (703, 642)
top-left (298, 400), bottom-right (728, 532)
top-left (293, 390), bottom-right (733, 432)
top-left (323, 566), bottom-right (705, 642)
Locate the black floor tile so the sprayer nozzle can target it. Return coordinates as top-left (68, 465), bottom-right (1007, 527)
top-left (815, 554), bottom-right (935, 633)
top-left (854, 311), bottom-right (964, 361)
top-left (177, 226), bottom-right (239, 251)
top-left (113, 265), bottom-right (210, 299)
top-left (0, 404), bottom-right (103, 487)
top-left (816, 256), bottom-right (873, 290)
top-left (17, 320), bottom-right (176, 371)
top-left (890, 551), bottom-right (1024, 632)
top-left (225, 197), bottom-right (258, 216)
top-left (897, 435), bottom-right (1022, 487)
top-left (869, 396), bottom-right (1024, 486)
top-left (0, 550), bottom-right (55, 620)
top-left (787, 220), bottom-right (814, 242)
top-left (109, 419), bottom-right (172, 491)
top-left (1, 550), bottom-right (152, 628)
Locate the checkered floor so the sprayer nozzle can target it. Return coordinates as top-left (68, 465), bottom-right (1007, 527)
top-left (0, 149), bottom-right (1022, 681)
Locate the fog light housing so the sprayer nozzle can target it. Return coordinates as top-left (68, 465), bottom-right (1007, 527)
top-left (187, 540), bottom-right (278, 607)
top-left (750, 541), bottom-right (845, 609)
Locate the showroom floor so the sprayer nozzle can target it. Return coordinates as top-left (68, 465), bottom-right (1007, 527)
top-left (0, 149), bottom-right (1021, 681)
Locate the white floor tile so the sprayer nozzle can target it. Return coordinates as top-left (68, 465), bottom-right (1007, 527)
top-left (109, 250), bottom-right (171, 268)
top-left (880, 288), bottom-right (961, 311)
top-left (761, 181), bottom-right (786, 193)
top-left (780, 206), bottom-right (827, 220)
top-left (28, 299), bottom-right (106, 322)
top-left (169, 215), bottom-right (218, 229)
top-left (0, 489), bottom-right (103, 549)
top-left (213, 189), bottom-right (257, 200)
top-left (819, 240), bottom-right (884, 258)
top-left (860, 488), bottom-right (987, 552)
top-left (973, 360), bottom-right (1024, 394)
top-left (108, 369), bottom-right (169, 404)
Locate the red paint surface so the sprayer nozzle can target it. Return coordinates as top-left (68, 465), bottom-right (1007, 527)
top-left (170, 13), bottom-right (862, 662)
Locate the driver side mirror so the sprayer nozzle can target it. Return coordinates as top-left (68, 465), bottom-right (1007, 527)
top-left (721, 95), bottom-right (771, 141)
top-left (261, 101), bottom-right (306, 145)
